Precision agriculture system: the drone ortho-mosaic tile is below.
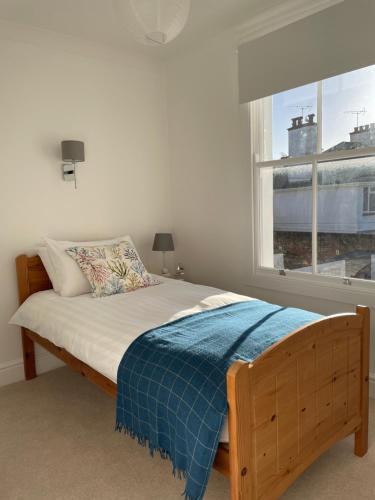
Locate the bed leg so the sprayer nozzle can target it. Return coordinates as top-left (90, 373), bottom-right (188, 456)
top-left (354, 306), bottom-right (370, 457)
top-left (22, 328), bottom-right (37, 380)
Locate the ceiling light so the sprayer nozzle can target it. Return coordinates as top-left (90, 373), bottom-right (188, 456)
top-left (116, 0), bottom-right (191, 46)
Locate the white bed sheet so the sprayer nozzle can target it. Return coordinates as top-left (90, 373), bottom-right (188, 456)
top-left (10, 276), bottom-right (253, 442)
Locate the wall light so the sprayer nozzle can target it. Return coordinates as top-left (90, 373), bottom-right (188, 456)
top-left (61, 140), bottom-right (85, 189)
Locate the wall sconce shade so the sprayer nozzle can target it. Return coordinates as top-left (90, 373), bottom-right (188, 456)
top-left (152, 233), bottom-right (174, 252)
top-left (61, 140), bottom-right (85, 162)
top-left (61, 140), bottom-right (85, 189)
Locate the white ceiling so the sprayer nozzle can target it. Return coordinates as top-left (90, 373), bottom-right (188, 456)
top-left (0, 0), bottom-right (283, 57)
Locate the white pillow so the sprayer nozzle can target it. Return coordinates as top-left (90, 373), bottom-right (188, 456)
top-left (45, 235), bottom-right (133, 297)
top-left (37, 247), bottom-right (60, 292)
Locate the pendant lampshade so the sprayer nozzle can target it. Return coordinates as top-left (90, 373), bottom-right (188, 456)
top-left (116, 0), bottom-right (191, 45)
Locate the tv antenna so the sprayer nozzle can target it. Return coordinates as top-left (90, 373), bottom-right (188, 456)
top-left (344, 107), bottom-right (367, 128)
top-left (289, 105), bottom-right (312, 119)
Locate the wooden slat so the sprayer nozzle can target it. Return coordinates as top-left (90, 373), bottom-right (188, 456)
top-left (355, 305), bottom-right (370, 457)
top-left (16, 254), bottom-right (30, 305)
top-left (332, 337), bottom-right (348, 424)
top-left (315, 340), bottom-right (333, 442)
top-left (254, 377), bottom-right (277, 496)
top-left (298, 348), bottom-right (317, 457)
top-left (276, 363), bottom-right (299, 472)
top-left (347, 335), bottom-right (361, 418)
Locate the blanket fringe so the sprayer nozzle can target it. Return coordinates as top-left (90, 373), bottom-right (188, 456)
top-left (116, 421), bottom-right (195, 496)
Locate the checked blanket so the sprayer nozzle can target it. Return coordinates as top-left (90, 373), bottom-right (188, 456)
top-left (116, 299), bottom-right (322, 499)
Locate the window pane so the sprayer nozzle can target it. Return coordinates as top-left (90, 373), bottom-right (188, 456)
top-left (317, 156), bottom-right (375, 280)
top-left (265, 83), bottom-right (317, 161)
top-left (363, 187), bottom-right (369, 212)
top-left (322, 65), bottom-right (375, 153)
top-left (259, 165), bottom-right (312, 272)
top-left (369, 191), bottom-right (375, 212)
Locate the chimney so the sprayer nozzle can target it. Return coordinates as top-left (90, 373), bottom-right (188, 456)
top-left (290, 116), bottom-right (303, 129)
top-left (288, 114), bottom-right (317, 157)
top-left (350, 122), bottom-right (375, 147)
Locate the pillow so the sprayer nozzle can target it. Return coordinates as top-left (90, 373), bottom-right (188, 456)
top-left (45, 235), bottom-right (131, 297)
top-left (66, 240), bottom-right (160, 298)
top-left (36, 247), bottom-right (60, 292)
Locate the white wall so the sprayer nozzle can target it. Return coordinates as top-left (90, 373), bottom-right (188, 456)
top-left (166, 24), bottom-right (375, 395)
top-left (167, 31), bottom-right (252, 294)
top-left (0, 22), bottom-right (171, 385)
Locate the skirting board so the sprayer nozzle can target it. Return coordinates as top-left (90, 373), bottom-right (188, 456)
top-left (1, 354), bottom-right (375, 399)
top-left (0, 351), bottom-right (64, 387)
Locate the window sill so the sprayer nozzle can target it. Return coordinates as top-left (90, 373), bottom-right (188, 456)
top-left (246, 268), bottom-right (375, 309)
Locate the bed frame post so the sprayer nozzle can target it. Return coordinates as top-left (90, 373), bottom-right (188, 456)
top-left (227, 360), bottom-right (255, 500)
top-left (354, 305), bottom-right (370, 457)
top-left (21, 329), bottom-right (37, 380)
top-left (16, 255), bottom-right (37, 380)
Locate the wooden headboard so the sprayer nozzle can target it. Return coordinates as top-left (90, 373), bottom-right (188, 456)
top-left (16, 255), bottom-right (52, 305)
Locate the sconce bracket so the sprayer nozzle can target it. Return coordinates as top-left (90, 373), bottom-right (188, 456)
top-left (62, 163), bottom-right (76, 183)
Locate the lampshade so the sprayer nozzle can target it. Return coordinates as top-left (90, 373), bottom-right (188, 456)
top-left (152, 233), bottom-right (174, 252)
top-left (116, 0), bottom-right (191, 45)
top-left (61, 140), bottom-right (85, 162)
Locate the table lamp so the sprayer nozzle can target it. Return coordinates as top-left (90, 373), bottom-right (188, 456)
top-left (152, 233), bottom-right (174, 276)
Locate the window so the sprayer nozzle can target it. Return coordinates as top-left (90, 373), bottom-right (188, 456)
top-left (363, 186), bottom-right (375, 215)
top-left (252, 64), bottom-right (375, 287)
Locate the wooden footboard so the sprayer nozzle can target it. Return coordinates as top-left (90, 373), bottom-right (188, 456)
top-left (15, 255), bottom-right (369, 499)
top-left (227, 307), bottom-right (370, 500)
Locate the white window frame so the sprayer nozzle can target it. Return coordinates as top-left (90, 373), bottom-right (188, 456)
top-left (249, 80), bottom-right (375, 306)
top-left (363, 185), bottom-right (375, 215)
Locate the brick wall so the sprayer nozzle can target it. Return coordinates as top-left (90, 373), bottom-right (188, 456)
top-left (274, 231), bottom-right (375, 278)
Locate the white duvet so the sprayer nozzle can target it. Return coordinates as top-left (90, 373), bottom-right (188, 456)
top-left (10, 276), bottom-right (253, 442)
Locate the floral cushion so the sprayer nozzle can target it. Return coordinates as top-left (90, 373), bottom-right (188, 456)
top-left (65, 240), bottom-right (160, 297)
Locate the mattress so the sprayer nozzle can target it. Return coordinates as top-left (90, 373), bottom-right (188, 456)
top-left (10, 276), bottom-right (253, 442)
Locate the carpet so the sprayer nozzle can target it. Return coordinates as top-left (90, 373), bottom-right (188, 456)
top-left (0, 367), bottom-right (374, 499)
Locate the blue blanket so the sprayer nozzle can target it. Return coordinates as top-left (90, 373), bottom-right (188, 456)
top-left (116, 300), bottom-right (322, 500)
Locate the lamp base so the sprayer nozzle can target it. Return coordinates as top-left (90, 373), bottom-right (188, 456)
top-left (161, 267), bottom-right (170, 277)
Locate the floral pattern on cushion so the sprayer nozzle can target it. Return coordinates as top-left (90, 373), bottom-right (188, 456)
top-left (66, 240), bottom-right (160, 297)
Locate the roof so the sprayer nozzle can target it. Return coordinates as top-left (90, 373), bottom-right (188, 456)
top-left (274, 156), bottom-right (375, 189)
top-left (324, 141), bottom-right (365, 153)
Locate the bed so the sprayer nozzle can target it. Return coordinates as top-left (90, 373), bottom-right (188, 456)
top-left (14, 254), bottom-right (369, 499)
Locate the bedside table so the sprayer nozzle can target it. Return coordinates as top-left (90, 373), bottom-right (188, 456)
top-left (173, 275), bottom-right (185, 281)
top-left (158, 273), bottom-right (185, 281)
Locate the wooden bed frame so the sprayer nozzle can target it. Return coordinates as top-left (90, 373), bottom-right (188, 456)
top-left (16, 254), bottom-right (369, 499)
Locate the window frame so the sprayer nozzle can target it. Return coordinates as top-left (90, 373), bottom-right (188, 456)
top-left (363, 185), bottom-right (375, 215)
top-left (249, 77), bottom-right (375, 305)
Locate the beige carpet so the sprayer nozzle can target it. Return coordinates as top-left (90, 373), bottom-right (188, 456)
top-left (0, 368), bottom-right (374, 500)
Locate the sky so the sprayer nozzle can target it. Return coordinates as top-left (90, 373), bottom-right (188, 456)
top-left (271, 64), bottom-right (375, 159)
